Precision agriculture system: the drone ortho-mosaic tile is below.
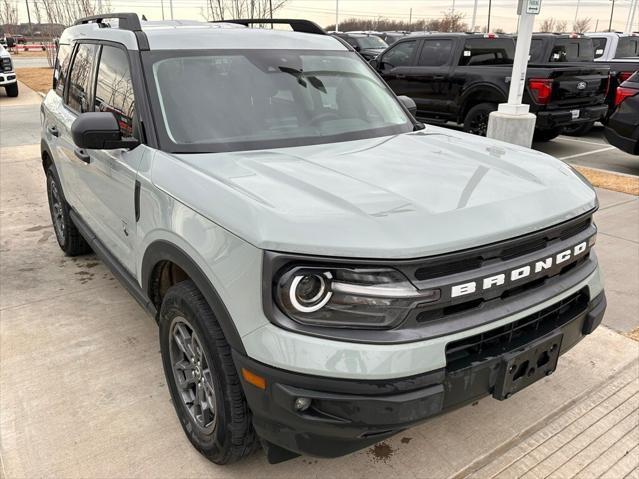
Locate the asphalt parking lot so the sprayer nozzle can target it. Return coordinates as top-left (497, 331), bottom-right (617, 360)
top-left (1, 83), bottom-right (638, 478)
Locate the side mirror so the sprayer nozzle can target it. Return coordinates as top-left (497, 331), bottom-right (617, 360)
top-left (71, 112), bottom-right (139, 150)
top-left (398, 95), bottom-right (417, 117)
top-left (369, 58), bottom-right (379, 68)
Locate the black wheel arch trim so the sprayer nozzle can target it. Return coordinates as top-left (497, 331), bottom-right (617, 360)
top-left (141, 240), bottom-right (246, 354)
top-left (459, 84), bottom-right (507, 121)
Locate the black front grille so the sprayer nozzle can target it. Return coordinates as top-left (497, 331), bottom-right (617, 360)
top-left (411, 213), bottom-right (592, 282)
top-left (445, 289), bottom-right (589, 371)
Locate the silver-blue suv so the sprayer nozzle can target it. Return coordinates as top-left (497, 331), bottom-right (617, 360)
top-left (41, 14), bottom-right (606, 465)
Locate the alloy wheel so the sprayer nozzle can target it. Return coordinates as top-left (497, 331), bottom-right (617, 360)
top-left (48, 177), bottom-right (65, 243)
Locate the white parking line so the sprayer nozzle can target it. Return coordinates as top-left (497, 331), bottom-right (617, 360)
top-left (559, 146), bottom-right (616, 160)
top-left (557, 136), bottom-right (610, 147)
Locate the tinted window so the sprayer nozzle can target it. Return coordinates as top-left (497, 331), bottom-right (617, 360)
top-left (615, 37), bottom-right (639, 58)
top-left (94, 45), bottom-right (136, 138)
top-left (592, 37), bottom-right (607, 58)
top-left (418, 39), bottom-right (452, 66)
top-left (529, 39), bottom-right (544, 62)
top-left (381, 40), bottom-right (416, 68)
top-left (53, 43), bottom-right (72, 97)
top-left (550, 39), bottom-right (594, 62)
top-left (67, 43), bottom-right (97, 113)
top-left (354, 35), bottom-right (387, 49)
top-left (459, 39), bottom-right (514, 66)
top-left (337, 35), bottom-right (358, 48)
top-left (148, 50), bottom-right (411, 153)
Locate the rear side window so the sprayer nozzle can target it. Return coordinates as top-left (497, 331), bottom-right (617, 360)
top-left (53, 43), bottom-right (72, 96)
top-left (529, 39), bottom-right (544, 62)
top-left (459, 39), bottom-right (514, 66)
top-left (551, 39), bottom-right (594, 62)
top-left (94, 45), bottom-right (136, 138)
top-left (381, 40), bottom-right (416, 68)
top-left (67, 43), bottom-right (98, 113)
top-left (418, 39), bottom-right (452, 66)
top-left (591, 37), bottom-right (607, 58)
top-left (615, 37), bottom-right (639, 58)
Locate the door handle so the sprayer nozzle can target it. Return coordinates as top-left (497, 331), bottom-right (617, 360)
top-left (396, 74), bottom-right (406, 79)
top-left (74, 148), bottom-right (91, 164)
top-left (47, 125), bottom-right (59, 137)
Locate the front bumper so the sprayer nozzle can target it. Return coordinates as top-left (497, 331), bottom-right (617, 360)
top-left (536, 104), bottom-right (608, 129)
top-left (236, 290), bottom-right (606, 461)
top-left (0, 72), bottom-right (17, 86)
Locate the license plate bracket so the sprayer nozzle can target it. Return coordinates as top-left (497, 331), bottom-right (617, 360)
top-left (493, 331), bottom-right (563, 400)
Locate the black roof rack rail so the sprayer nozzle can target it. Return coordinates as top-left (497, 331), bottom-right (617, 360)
top-left (211, 18), bottom-right (325, 35)
top-left (75, 12), bottom-right (142, 32)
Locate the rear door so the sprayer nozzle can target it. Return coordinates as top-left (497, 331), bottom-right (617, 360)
top-left (410, 38), bottom-right (454, 119)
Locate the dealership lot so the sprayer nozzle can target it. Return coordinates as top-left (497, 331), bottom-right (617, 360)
top-left (1, 83), bottom-right (638, 478)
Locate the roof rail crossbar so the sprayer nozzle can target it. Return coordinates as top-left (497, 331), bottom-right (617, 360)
top-left (211, 18), bottom-right (325, 35)
top-left (74, 12), bottom-right (142, 32)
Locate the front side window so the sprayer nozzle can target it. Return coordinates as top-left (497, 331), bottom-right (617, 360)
top-left (381, 40), bottom-right (416, 68)
top-left (591, 37), bottom-right (607, 58)
top-left (67, 43), bottom-right (98, 113)
top-left (94, 45), bottom-right (136, 138)
top-left (418, 39), bottom-right (452, 66)
top-left (146, 49), bottom-right (412, 153)
top-left (53, 43), bottom-right (72, 96)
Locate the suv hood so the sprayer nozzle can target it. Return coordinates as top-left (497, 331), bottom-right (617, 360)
top-left (152, 127), bottom-right (597, 259)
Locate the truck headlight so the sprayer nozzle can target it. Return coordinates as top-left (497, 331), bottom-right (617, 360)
top-left (275, 266), bottom-right (440, 329)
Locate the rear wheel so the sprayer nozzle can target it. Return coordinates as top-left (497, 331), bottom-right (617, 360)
top-left (5, 83), bottom-right (18, 97)
top-left (159, 280), bottom-right (258, 464)
top-left (463, 103), bottom-right (497, 137)
top-left (534, 127), bottom-right (563, 142)
top-left (46, 164), bottom-right (91, 256)
top-left (562, 122), bottom-right (594, 136)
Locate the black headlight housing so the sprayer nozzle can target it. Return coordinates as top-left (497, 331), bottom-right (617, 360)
top-left (271, 263), bottom-right (440, 330)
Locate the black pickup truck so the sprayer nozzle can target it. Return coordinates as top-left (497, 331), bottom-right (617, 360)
top-left (528, 33), bottom-right (638, 134)
top-left (372, 33), bottom-right (610, 140)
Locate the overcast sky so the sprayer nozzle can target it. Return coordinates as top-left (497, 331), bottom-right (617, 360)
top-left (16, 0), bottom-right (639, 33)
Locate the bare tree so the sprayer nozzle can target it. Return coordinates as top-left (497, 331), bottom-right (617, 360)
top-left (327, 12), bottom-right (469, 33)
top-left (201, 0), bottom-right (288, 21)
top-left (0, 0), bottom-right (19, 25)
top-left (555, 20), bottom-right (568, 32)
top-left (38, 0), bottom-right (111, 27)
top-left (538, 18), bottom-right (556, 32)
top-left (572, 17), bottom-right (592, 33)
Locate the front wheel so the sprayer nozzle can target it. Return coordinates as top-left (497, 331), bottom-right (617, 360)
top-left (534, 127), bottom-right (563, 142)
top-left (159, 280), bottom-right (258, 464)
top-left (5, 82), bottom-right (18, 97)
top-left (463, 103), bottom-right (498, 137)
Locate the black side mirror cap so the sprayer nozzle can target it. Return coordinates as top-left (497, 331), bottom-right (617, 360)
top-left (398, 95), bottom-right (417, 117)
top-left (71, 112), bottom-right (139, 150)
top-left (369, 58), bottom-right (379, 68)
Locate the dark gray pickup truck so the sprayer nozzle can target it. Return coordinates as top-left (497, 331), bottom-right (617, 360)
top-left (528, 33), bottom-right (638, 134)
top-left (372, 33), bottom-right (610, 141)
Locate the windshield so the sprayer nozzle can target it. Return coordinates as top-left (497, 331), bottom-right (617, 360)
top-left (355, 36), bottom-right (388, 49)
top-left (146, 49), bottom-right (412, 153)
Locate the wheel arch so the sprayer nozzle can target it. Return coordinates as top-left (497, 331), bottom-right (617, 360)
top-left (142, 240), bottom-right (246, 354)
top-left (459, 84), bottom-right (507, 122)
top-left (41, 139), bottom-right (53, 172)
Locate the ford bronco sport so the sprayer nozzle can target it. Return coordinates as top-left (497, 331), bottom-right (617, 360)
top-left (41, 14), bottom-right (606, 465)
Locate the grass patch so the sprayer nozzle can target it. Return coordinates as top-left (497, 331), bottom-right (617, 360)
top-left (15, 67), bottom-right (52, 95)
top-left (626, 327), bottom-right (639, 342)
top-left (574, 166), bottom-right (639, 196)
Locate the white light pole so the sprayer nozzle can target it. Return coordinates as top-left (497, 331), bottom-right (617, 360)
top-left (169, 0), bottom-right (174, 20)
top-left (335, 0), bottom-right (339, 32)
top-left (625, 0), bottom-right (638, 33)
top-left (486, 0), bottom-right (540, 148)
top-left (574, 0), bottom-right (580, 26)
top-left (471, 0), bottom-right (479, 31)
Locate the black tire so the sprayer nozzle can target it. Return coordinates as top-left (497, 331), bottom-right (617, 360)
top-left (46, 163), bottom-right (92, 256)
top-left (159, 280), bottom-right (257, 465)
top-left (5, 82), bottom-right (18, 97)
top-left (562, 122), bottom-right (594, 136)
top-left (463, 102), bottom-right (498, 136)
top-left (534, 127), bottom-right (563, 142)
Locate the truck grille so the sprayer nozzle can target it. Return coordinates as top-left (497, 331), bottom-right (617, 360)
top-left (445, 289), bottom-right (589, 371)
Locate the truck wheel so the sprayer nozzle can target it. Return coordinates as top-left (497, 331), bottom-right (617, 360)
top-left (46, 164), bottom-right (92, 256)
top-left (534, 127), bottom-right (563, 142)
top-left (562, 122), bottom-right (594, 136)
top-left (159, 280), bottom-right (258, 464)
top-left (5, 83), bottom-right (18, 97)
top-left (463, 103), bottom-right (497, 136)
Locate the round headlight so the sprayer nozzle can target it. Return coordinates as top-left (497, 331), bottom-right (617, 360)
top-left (289, 272), bottom-right (332, 313)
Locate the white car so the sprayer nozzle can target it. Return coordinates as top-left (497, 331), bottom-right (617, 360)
top-left (585, 32), bottom-right (639, 60)
top-left (0, 45), bottom-right (18, 97)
